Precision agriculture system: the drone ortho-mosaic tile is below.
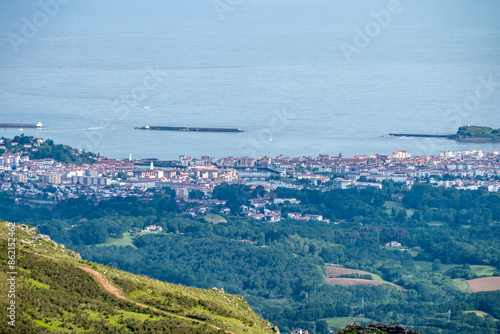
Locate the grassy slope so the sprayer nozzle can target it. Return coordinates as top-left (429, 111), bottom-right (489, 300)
top-left (94, 232), bottom-right (137, 248)
top-left (0, 220), bottom-right (276, 334)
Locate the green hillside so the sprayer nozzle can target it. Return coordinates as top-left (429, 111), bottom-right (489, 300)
top-left (0, 220), bottom-right (279, 334)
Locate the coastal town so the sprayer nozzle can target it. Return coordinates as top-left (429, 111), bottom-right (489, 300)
top-left (1, 136), bottom-right (500, 219)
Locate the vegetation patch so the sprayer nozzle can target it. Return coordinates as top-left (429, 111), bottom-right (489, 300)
top-left (27, 278), bottom-right (51, 290)
top-left (95, 233), bottom-right (137, 248)
top-left (383, 201), bottom-right (415, 216)
top-left (202, 213), bottom-right (228, 224)
top-left (463, 310), bottom-right (493, 318)
top-left (456, 125), bottom-right (500, 140)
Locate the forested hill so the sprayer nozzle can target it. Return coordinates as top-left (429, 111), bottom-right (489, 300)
top-left (0, 220), bottom-right (279, 334)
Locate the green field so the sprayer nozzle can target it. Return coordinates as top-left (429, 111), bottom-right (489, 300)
top-left (416, 261), bottom-right (497, 278)
top-left (427, 221), bottom-right (447, 227)
top-left (94, 232), bottom-right (150, 248)
top-left (453, 279), bottom-right (468, 292)
top-left (384, 201), bottom-right (415, 216)
top-left (463, 310), bottom-right (496, 319)
top-left (356, 269), bottom-right (385, 282)
top-left (470, 265), bottom-right (497, 277)
top-left (407, 250), bottom-right (420, 257)
top-left (323, 317), bottom-right (372, 330)
top-left (203, 213), bottom-right (228, 224)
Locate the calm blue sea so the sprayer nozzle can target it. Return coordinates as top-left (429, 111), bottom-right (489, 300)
top-left (1, 0), bottom-right (499, 159)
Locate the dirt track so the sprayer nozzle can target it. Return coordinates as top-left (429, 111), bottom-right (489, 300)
top-left (78, 266), bottom-right (237, 334)
top-left (24, 249), bottom-right (238, 333)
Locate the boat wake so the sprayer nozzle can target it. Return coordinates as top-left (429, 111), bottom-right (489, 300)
top-left (43, 127), bottom-right (104, 132)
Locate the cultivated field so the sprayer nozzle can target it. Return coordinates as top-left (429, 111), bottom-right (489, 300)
top-left (325, 278), bottom-right (406, 291)
top-left (326, 265), bottom-right (386, 282)
top-left (468, 276), bottom-right (500, 292)
top-left (327, 266), bottom-right (362, 277)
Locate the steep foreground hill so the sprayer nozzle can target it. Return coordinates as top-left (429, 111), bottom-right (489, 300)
top-left (0, 220), bottom-right (420, 334)
top-left (0, 220), bottom-right (280, 333)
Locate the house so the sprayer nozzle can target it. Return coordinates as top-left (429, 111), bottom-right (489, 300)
top-left (250, 197), bottom-right (271, 208)
top-left (241, 205), bottom-right (257, 216)
top-left (219, 207), bottom-right (231, 214)
top-left (142, 225), bottom-right (164, 232)
top-left (287, 212), bottom-right (301, 219)
top-left (304, 214), bottom-right (323, 221)
top-left (291, 329), bottom-right (309, 334)
top-left (392, 150), bottom-right (411, 159)
top-left (274, 197), bottom-right (301, 205)
top-left (264, 212), bottom-right (281, 222)
top-left (385, 241), bottom-right (402, 247)
top-left (391, 193), bottom-right (405, 201)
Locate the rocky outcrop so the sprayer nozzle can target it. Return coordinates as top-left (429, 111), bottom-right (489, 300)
top-left (71, 251), bottom-right (82, 259)
top-left (266, 321), bottom-right (280, 333)
top-left (18, 224), bottom-right (38, 234)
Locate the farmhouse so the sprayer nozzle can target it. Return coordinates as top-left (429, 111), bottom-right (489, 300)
top-left (273, 197), bottom-right (301, 204)
top-left (291, 329), bottom-right (309, 334)
top-left (304, 214), bottom-right (323, 221)
top-left (142, 225), bottom-right (163, 232)
top-left (385, 241), bottom-right (402, 247)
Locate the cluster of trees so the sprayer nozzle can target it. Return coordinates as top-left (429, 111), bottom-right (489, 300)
top-left (1, 135), bottom-right (97, 164)
top-left (0, 193), bottom-right (179, 245)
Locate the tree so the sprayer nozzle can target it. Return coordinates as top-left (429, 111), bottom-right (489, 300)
top-left (156, 197), bottom-right (178, 214)
top-left (189, 189), bottom-right (204, 200)
top-left (315, 320), bottom-right (328, 334)
top-left (432, 259), bottom-right (442, 271)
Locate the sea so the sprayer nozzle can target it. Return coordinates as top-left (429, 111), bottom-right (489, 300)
top-left (1, 0), bottom-right (499, 160)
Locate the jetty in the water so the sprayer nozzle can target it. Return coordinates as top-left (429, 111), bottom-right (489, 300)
top-left (389, 125), bottom-right (500, 143)
top-left (135, 126), bottom-right (243, 133)
top-left (388, 133), bottom-right (454, 139)
top-left (0, 122), bottom-right (45, 128)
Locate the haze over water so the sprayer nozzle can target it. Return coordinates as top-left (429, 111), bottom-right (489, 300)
top-left (1, 0), bottom-right (499, 160)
